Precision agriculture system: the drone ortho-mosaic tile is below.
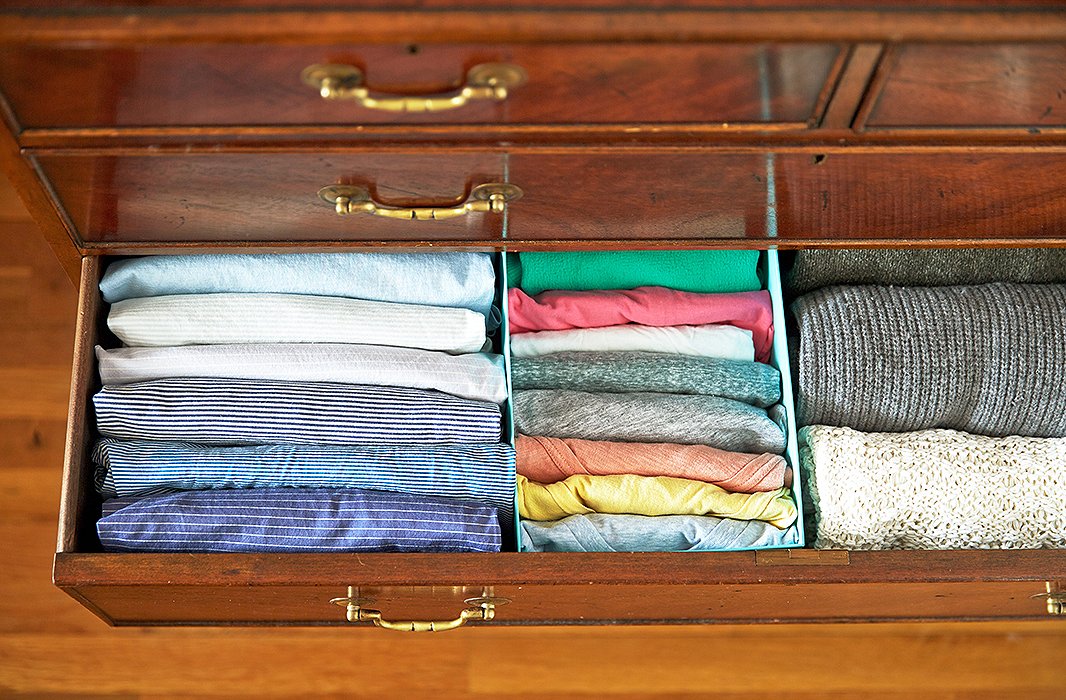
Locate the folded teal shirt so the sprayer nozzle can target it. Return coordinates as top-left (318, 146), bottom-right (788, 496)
top-left (520, 513), bottom-right (799, 552)
top-left (506, 251), bottom-right (761, 296)
top-left (100, 252), bottom-right (498, 320)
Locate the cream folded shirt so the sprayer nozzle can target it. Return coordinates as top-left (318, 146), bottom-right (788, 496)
top-left (107, 293), bottom-right (488, 353)
top-left (801, 425), bottom-right (1066, 550)
top-left (508, 324), bottom-right (754, 361)
top-left (96, 343), bottom-right (507, 404)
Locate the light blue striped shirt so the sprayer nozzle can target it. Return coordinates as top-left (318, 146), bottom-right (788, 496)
top-left (94, 438), bottom-right (516, 520)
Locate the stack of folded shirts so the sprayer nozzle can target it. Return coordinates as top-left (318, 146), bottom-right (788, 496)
top-left (508, 251), bottom-right (799, 552)
top-left (92, 253), bottom-right (514, 553)
top-left (789, 249), bottom-right (1066, 550)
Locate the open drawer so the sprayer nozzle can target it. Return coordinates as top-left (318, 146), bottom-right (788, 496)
top-left (54, 250), bottom-right (1066, 626)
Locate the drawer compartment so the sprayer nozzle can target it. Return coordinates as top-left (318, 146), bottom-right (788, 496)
top-left (862, 44), bottom-right (1066, 130)
top-left (0, 43), bottom-right (841, 129)
top-left (54, 251), bottom-right (1066, 626)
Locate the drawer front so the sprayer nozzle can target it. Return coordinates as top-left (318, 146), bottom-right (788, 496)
top-left (62, 582), bottom-right (1061, 626)
top-left (0, 43), bottom-right (840, 129)
top-left (33, 151), bottom-right (1066, 247)
top-left (55, 552), bottom-right (1065, 625)
top-left (864, 44), bottom-right (1066, 130)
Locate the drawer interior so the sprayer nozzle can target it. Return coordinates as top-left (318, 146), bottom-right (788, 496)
top-left (54, 248), bottom-right (1066, 626)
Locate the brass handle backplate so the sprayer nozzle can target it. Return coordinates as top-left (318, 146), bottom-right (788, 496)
top-left (301, 62), bottom-right (527, 113)
top-left (329, 588), bottom-right (508, 632)
top-left (318, 183), bottom-right (522, 220)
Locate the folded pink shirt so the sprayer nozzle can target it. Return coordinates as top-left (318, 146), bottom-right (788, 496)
top-left (508, 286), bottom-right (774, 362)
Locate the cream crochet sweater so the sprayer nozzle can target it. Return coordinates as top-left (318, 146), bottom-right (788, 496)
top-left (800, 426), bottom-right (1066, 550)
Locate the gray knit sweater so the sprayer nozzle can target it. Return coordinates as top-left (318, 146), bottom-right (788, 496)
top-left (513, 389), bottom-right (787, 453)
top-left (793, 283), bottom-right (1066, 437)
top-left (510, 352), bottom-right (781, 408)
top-left (786, 248), bottom-right (1066, 295)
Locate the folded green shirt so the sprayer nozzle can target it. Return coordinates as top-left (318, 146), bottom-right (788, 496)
top-left (507, 250), bottom-right (761, 295)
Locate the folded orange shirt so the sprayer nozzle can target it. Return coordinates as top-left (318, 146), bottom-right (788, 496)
top-left (517, 434), bottom-right (790, 493)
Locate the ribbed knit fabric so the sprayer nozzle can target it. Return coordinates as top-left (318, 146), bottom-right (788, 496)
top-left (800, 425), bottom-right (1066, 550)
top-left (508, 287), bottom-right (774, 362)
top-left (94, 378), bottom-right (502, 446)
top-left (98, 487), bottom-right (502, 553)
top-left (93, 439), bottom-right (516, 520)
top-left (510, 324), bottom-right (754, 362)
top-left (516, 434), bottom-right (789, 492)
top-left (507, 251), bottom-right (761, 296)
top-left (99, 252), bottom-right (498, 318)
top-left (108, 293), bottom-right (487, 353)
top-left (511, 352), bottom-right (780, 407)
top-left (793, 283), bottom-right (1066, 437)
top-left (513, 389), bottom-right (786, 453)
top-left (521, 513), bottom-right (799, 552)
top-left (518, 474), bottom-right (797, 527)
top-left (786, 248), bottom-right (1066, 294)
top-left (96, 344), bottom-right (507, 403)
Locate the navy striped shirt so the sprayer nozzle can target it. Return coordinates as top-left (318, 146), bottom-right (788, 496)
top-left (93, 439), bottom-right (516, 520)
top-left (98, 487), bottom-right (502, 553)
top-left (93, 378), bottom-right (502, 446)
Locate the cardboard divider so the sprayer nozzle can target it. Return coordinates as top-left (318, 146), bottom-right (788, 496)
top-left (508, 249), bottom-right (805, 552)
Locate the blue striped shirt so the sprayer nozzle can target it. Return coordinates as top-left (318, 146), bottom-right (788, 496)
top-left (93, 378), bottom-right (502, 446)
top-left (94, 439), bottom-right (516, 519)
top-left (98, 487), bottom-right (502, 553)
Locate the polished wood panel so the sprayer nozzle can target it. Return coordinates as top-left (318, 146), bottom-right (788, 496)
top-left (0, 43), bottom-right (839, 129)
top-left (2, 8), bottom-right (1065, 44)
top-left (507, 151), bottom-right (768, 241)
top-left (864, 44), bottom-right (1066, 129)
top-left (33, 152), bottom-right (506, 244)
top-left (774, 151), bottom-right (1066, 241)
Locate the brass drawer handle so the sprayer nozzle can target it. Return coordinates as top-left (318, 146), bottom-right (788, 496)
top-left (329, 590), bottom-right (506, 632)
top-left (1046, 582), bottom-right (1065, 616)
top-left (318, 183), bottom-right (522, 220)
top-left (301, 63), bottom-right (527, 113)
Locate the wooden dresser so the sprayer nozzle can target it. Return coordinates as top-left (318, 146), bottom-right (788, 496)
top-left (1, 1), bottom-right (1064, 627)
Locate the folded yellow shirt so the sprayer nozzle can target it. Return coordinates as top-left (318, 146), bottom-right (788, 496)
top-left (517, 474), bottom-right (797, 528)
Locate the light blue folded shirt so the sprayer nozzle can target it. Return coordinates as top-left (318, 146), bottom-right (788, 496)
top-left (520, 513), bottom-right (799, 552)
top-left (93, 438), bottom-right (516, 521)
top-left (99, 252), bottom-right (498, 321)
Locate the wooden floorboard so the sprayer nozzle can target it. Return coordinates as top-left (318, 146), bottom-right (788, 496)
top-left (0, 175), bottom-right (1064, 698)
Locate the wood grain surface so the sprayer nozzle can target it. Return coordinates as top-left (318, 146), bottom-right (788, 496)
top-left (0, 43), bottom-right (838, 129)
top-left (2, 173), bottom-right (1066, 696)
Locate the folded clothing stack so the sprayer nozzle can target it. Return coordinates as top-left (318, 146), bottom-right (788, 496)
top-left (93, 253), bottom-right (513, 553)
top-left (789, 248), bottom-right (1066, 549)
top-left (508, 250), bottom-right (799, 552)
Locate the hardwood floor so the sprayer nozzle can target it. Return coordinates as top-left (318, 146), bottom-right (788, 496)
top-left (0, 175), bottom-right (1063, 698)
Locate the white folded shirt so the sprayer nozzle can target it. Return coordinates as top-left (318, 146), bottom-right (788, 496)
top-left (95, 343), bottom-right (507, 404)
top-left (107, 293), bottom-right (488, 353)
top-left (508, 323), bottom-right (755, 361)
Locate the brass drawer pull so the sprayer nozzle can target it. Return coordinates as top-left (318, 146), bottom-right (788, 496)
top-left (1046, 582), bottom-right (1065, 616)
top-left (301, 63), bottom-right (527, 113)
top-left (329, 590), bottom-right (506, 632)
top-left (318, 183), bottom-right (522, 220)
